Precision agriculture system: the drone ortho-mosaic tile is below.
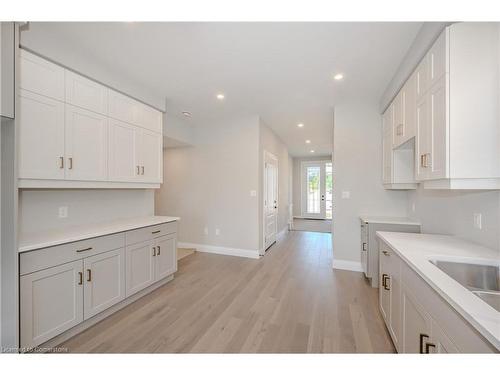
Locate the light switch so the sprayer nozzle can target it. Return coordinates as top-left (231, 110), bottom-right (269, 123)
top-left (250, 190), bottom-right (257, 197)
top-left (215, 228), bottom-right (220, 236)
top-left (341, 191), bottom-right (350, 199)
top-left (204, 227), bottom-right (209, 235)
top-left (58, 206), bottom-right (68, 218)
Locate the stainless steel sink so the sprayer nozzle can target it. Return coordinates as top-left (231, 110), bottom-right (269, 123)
top-left (429, 259), bottom-right (500, 312)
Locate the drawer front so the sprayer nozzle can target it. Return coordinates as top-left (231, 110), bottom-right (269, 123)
top-left (125, 222), bottom-right (177, 246)
top-left (20, 233), bottom-right (125, 276)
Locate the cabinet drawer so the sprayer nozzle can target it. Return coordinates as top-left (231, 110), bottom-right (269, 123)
top-left (125, 222), bottom-right (177, 246)
top-left (20, 233), bottom-right (125, 276)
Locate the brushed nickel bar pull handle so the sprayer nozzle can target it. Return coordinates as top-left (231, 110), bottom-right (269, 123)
top-left (59, 156), bottom-right (64, 169)
top-left (137, 165), bottom-right (140, 175)
top-left (420, 154), bottom-right (425, 168)
top-left (153, 247), bottom-right (157, 256)
top-left (141, 166), bottom-right (145, 175)
top-left (76, 247), bottom-right (93, 253)
top-left (152, 230), bottom-right (161, 234)
top-left (382, 250), bottom-right (390, 256)
top-left (384, 275), bottom-right (391, 290)
top-left (68, 157), bottom-right (73, 170)
top-left (157, 245), bottom-right (160, 255)
top-left (382, 273), bottom-right (388, 288)
top-left (78, 272), bottom-right (83, 285)
top-left (87, 269), bottom-right (91, 282)
top-left (419, 333), bottom-right (429, 354)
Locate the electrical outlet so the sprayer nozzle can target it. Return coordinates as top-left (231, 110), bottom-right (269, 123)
top-left (341, 191), bottom-right (350, 199)
top-left (204, 227), bottom-right (208, 235)
top-left (58, 206), bottom-right (68, 219)
top-left (473, 213), bottom-right (482, 229)
top-left (215, 228), bottom-right (220, 236)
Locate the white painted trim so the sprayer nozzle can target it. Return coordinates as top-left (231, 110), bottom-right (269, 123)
top-left (18, 178), bottom-right (161, 189)
top-left (332, 259), bottom-right (363, 272)
top-left (178, 242), bottom-right (260, 259)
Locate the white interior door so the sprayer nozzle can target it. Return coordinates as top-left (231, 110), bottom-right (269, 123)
top-left (301, 161), bottom-right (331, 219)
top-left (263, 151), bottom-right (278, 252)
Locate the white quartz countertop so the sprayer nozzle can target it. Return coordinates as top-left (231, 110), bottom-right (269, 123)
top-left (360, 215), bottom-right (421, 226)
top-left (376, 231), bottom-right (500, 350)
top-left (18, 216), bottom-right (180, 253)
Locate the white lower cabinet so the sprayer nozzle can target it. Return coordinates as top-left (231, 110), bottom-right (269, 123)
top-left (126, 234), bottom-right (177, 297)
top-left (20, 260), bottom-right (84, 348)
top-left (83, 248), bottom-right (125, 320)
top-left (20, 222), bottom-right (178, 349)
top-left (126, 241), bottom-right (155, 297)
top-left (379, 239), bottom-right (496, 353)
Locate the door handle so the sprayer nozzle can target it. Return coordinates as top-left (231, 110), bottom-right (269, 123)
top-left (86, 269), bottom-right (91, 282)
top-left (382, 250), bottom-right (390, 256)
top-left (141, 166), bottom-right (145, 175)
top-left (153, 247), bottom-right (157, 256)
top-left (384, 275), bottom-right (391, 290)
top-left (59, 156), bottom-right (64, 169)
top-left (362, 243), bottom-right (367, 251)
top-left (157, 245), bottom-right (161, 255)
top-left (76, 247), bottom-right (93, 253)
top-left (78, 272), bottom-right (83, 285)
top-left (419, 333), bottom-right (429, 354)
top-left (425, 342), bottom-right (436, 354)
top-left (382, 273), bottom-right (388, 288)
top-left (68, 157), bottom-right (73, 170)
top-left (137, 165), bottom-right (140, 175)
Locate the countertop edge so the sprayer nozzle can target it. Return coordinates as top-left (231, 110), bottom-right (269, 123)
top-left (19, 216), bottom-right (180, 253)
top-left (360, 216), bottom-right (421, 226)
top-left (376, 231), bottom-right (500, 351)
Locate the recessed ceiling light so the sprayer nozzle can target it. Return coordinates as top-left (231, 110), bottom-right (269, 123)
top-left (182, 111), bottom-right (192, 117)
top-left (297, 123), bottom-right (304, 128)
top-left (305, 140), bottom-right (311, 144)
top-left (333, 73), bottom-right (344, 81)
top-left (216, 93), bottom-right (225, 100)
top-left (310, 150), bottom-right (315, 153)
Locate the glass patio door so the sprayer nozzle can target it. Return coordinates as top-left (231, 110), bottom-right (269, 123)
top-left (301, 161), bottom-right (332, 219)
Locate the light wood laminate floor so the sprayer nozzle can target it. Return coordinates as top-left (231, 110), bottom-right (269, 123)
top-left (61, 231), bottom-right (395, 353)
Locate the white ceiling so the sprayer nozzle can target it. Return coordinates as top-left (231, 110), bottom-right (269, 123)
top-left (26, 22), bottom-right (422, 157)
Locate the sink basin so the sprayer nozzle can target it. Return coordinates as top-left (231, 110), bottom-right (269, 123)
top-left (429, 259), bottom-right (500, 312)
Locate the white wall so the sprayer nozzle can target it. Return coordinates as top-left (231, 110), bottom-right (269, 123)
top-left (332, 101), bottom-right (409, 267)
top-left (259, 119), bottom-right (291, 248)
top-left (155, 115), bottom-right (260, 253)
top-left (163, 112), bottom-right (194, 147)
top-left (408, 188), bottom-right (500, 251)
top-left (292, 155), bottom-right (332, 217)
top-left (18, 189), bottom-right (154, 238)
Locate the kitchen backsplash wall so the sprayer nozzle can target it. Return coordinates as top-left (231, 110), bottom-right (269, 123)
top-left (18, 189), bottom-right (155, 238)
top-left (408, 187), bottom-right (500, 251)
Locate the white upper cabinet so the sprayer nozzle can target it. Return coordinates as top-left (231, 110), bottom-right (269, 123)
top-left (17, 49), bottom-right (163, 188)
top-left (140, 130), bottom-right (162, 183)
top-left (108, 119), bottom-right (141, 182)
top-left (65, 70), bottom-right (108, 115)
top-left (65, 104), bottom-right (108, 181)
top-left (18, 89), bottom-right (65, 180)
top-left (386, 23), bottom-right (500, 190)
top-left (20, 49), bottom-right (65, 101)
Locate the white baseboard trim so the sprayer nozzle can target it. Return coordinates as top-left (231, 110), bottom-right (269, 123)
top-left (277, 227), bottom-right (288, 238)
top-left (332, 259), bottom-right (363, 272)
top-left (178, 242), bottom-right (260, 259)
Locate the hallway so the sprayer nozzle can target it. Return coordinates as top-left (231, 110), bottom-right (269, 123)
top-left (60, 231), bottom-right (394, 353)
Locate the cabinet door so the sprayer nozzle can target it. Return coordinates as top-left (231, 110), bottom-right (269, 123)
top-left (20, 260), bottom-right (83, 348)
top-left (430, 320), bottom-right (459, 353)
top-left (382, 108), bottom-right (393, 184)
top-left (65, 104), bottom-right (108, 181)
top-left (140, 129), bottom-right (162, 183)
top-left (83, 248), bottom-right (125, 320)
top-left (108, 90), bottom-right (135, 124)
top-left (19, 49), bottom-right (65, 101)
top-left (392, 92), bottom-right (404, 147)
top-left (379, 251), bottom-right (390, 323)
top-left (402, 286), bottom-right (432, 353)
top-left (360, 223), bottom-right (368, 276)
top-left (428, 30), bottom-right (447, 88)
top-left (108, 119), bottom-right (141, 182)
top-left (402, 71), bottom-right (417, 143)
top-left (65, 70), bottom-right (108, 115)
top-left (415, 56), bottom-right (428, 100)
top-left (388, 254), bottom-right (402, 350)
top-left (1, 22), bottom-right (15, 119)
top-left (427, 77), bottom-right (448, 179)
top-left (136, 104), bottom-right (162, 133)
top-left (416, 94), bottom-right (429, 181)
top-left (126, 241), bottom-right (155, 297)
top-left (18, 89), bottom-right (65, 180)
top-left (154, 235), bottom-right (177, 281)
